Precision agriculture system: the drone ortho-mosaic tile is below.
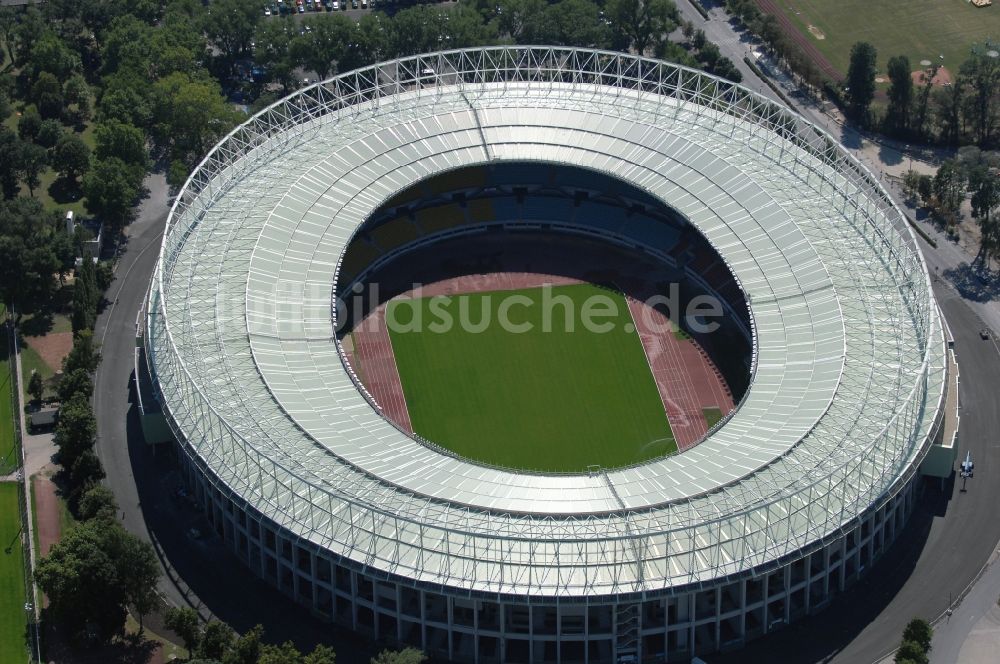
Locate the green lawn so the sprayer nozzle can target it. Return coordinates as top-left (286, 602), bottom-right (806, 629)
top-left (0, 483), bottom-right (29, 664)
top-left (17, 344), bottom-right (52, 405)
top-left (0, 310), bottom-right (17, 476)
top-left (387, 284), bottom-right (675, 472)
top-left (703, 407), bottom-right (724, 429)
top-left (766, 0), bottom-right (1000, 77)
top-left (4, 104), bottom-right (92, 217)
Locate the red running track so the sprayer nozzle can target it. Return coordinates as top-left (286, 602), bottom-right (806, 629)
top-left (350, 305), bottom-right (414, 433)
top-left (626, 294), bottom-right (735, 451)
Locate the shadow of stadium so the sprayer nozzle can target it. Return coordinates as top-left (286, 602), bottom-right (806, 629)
top-left (708, 476), bottom-right (954, 664)
top-left (123, 373), bottom-right (383, 663)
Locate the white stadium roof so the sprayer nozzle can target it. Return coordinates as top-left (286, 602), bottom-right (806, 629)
top-left (147, 48), bottom-right (947, 597)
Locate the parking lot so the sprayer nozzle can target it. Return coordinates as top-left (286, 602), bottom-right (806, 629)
top-left (262, 0), bottom-right (457, 20)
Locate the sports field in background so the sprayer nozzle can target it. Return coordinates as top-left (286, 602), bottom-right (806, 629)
top-left (0, 305), bottom-right (16, 476)
top-left (764, 0), bottom-right (1000, 77)
top-left (387, 284), bottom-right (675, 472)
top-left (0, 483), bottom-right (28, 664)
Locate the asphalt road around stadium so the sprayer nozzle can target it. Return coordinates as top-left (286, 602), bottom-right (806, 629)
top-left (93, 155), bottom-right (999, 663)
top-left (710, 280), bottom-right (1000, 664)
top-left (92, 178), bottom-right (378, 660)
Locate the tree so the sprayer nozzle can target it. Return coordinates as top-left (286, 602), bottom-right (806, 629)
top-left (894, 640), bottom-right (928, 664)
top-left (117, 528), bottom-right (161, 631)
top-left (94, 121), bottom-right (148, 169)
top-left (199, 621), bottom-right (236, 661)
top-left (63, 73), bottom-right (91, 120)
top-left (34, 519), bottom-right (128, 645)
top-left (35, 518), bottom-right (160, 644)
top-left (54, 133), bottom-right (91, 182)
top-left (97, 84), bottom-right (153, 129)
top-left (165, 606), bottom-right (203, 658)
top-left (970, 168), bottom-right (1000, 264)
top-left (72, 254), bottom-right (99, 333)
top-left (0, 197), bottom-right (63, 310)
top-left (18, 143), bottom-right (48, 197)
top-left (541, 0), bottom-right (609, 48)
top-left (917, 174), bottom-right (934, 205)
top-left (699, 41), bottom-right (721, 68)
top-left (57, 367), bottom-right (93, 403)
top-left (959, 41), bottom-right (1000, 146)
top-left (259, 641), bottom-right (305, 664)
top-left (605, 0), bottom-right (678, 56)
top-left (903, 169), bottom-right (922, 202)
top-left (885, 55), bottom-right (913, 136)
top-left (0, 128), bottom-right (22, 199)
top-left (901, 618), bottom-right (933, 654)
top-left (222, 624), bottom-right (264, 664)
top-left (72, 281), bottom-right (93, 332)
top-left (933, 159), bottom-right (966, 223)
top-left (253, 19), bottom-right (294, 90)
top-left (371, 648), bottom-right (427, 664)
top-left (68, 447), bottom-right (105, 499)
top-left (12, 7), bottom-right (46, 66)
top-left (28, 371), bottom-right (44, 403)
top-left (495, 0), bottom-right (546, 44)
top-left (288, 15), bottom-right (354, 81)
top-left (913, 66), bottom-right (935, 140)
top-left (0, 7), bottom-right (15, 65)
top-left (304, 645), bottom-right (337, 664)
top-left (31, 72), bottom-right (65, 120)
top-left (53, 398), bottom-right (97, 470)
top-left (18, 107), bottom-right (42, 142)
top-left (64, 329), bottom-right (101, 374)
top-left (168, 160), bottom-right (189, 189)
top-left (712, 56), bottom-right (743, 84)
top-left (932, 81), bottom-right (964, 145)
top-left (84, 157), bottom-right (144, 234)
top-left (150, 72), bottom-right (242, 165)
top-left (204, 0), bottom-right (263, 62)
top-left (77, 484), bottom-right (119, 521)
top-left (692, 29), bottom-right (706, 51)
top-left (845, 42), bottom-right (877, 124)
top-left (36, 119), bottom-right (64, 149)
top-left (29, 33), bottom-right (79, 81)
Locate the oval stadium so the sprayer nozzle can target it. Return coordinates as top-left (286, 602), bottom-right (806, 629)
top-left (144, 47), bottom-right (952, 663)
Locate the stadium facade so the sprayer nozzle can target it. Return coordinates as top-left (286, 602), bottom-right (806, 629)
top-left (145, 48), bottom-right (952, 662)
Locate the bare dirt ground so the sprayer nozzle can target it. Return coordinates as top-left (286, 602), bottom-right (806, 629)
top-left (32, 475), bottom-right (60, 558)
top-left (24, 331), bottom-right (73, 374)
top-left (911, 66), bottom-right (954, 87)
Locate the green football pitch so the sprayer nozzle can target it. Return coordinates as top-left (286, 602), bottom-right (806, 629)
top-left (0, 483), bottom-right (28, 664)
top-left (767, 0), bottom-right (1000, 78)
top-left (386, 284), bottom-right (675, 472)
